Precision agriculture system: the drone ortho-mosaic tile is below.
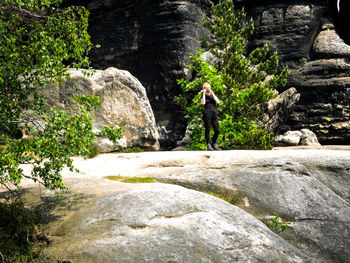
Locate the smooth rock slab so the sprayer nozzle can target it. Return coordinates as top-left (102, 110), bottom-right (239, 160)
top-left (64, 150), bottom-right (350, 262)
top-left (32, 183), bottom-right (312, 263)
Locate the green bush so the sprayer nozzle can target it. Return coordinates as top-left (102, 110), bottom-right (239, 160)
top-left (0, 1), bottom-right (123, 191)
top-left (175, 0), bottom-right (289, 150)
top-left (0, 200), bottom-right (45, 262)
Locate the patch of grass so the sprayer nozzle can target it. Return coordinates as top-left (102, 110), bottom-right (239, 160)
top-left (104, 175), bottom-right (155, 183)
top-left (0, 200), bottom-right (46, 262)
top-left (206, 189), bottom-right (242, 206)
top-left (116, 147), bottom-right (144, 153)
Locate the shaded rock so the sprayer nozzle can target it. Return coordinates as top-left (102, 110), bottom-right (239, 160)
top-left (247, 3), bottom-right (326, 62)
top-left (65, 150), bottom-right (350, 262)
top-left (24, 182), bottom-right (312, 263)
top-left (95, 136), bottom-right (127, 153)
top-left (243, 1), bottom-right (350, 144)
top-left (286, 57), bottom-right (350, 144)
top-left (172, 126), bottom-right (191, 151)
top-left (39, 67), bottom-right (159, 152)
top-left (261, 87), bottom-right (300, 133)
top-left (312, 20), bottom-right (350, 58)
top-left (300, 128), bottom-right (321, 146)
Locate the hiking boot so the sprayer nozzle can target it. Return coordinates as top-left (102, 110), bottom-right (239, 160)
top-left (211, 143), bottom-right (221, 151)
top-left (207, 144), bottom-right (214, 151)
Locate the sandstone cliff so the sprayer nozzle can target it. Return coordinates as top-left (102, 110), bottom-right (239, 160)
top-left (66, 0), bottom-right (350, 145)
top-left (244, 0), bottom-right (350, 144)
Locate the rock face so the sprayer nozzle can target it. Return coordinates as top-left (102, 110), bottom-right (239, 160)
top-left (59, 150), bottom-right (350, 262)
top-left (66, 0), bottom-right (213, 146)
top-left (243, 0), bottom-right (350, 144)
top-left (260, 87), bottom-right (301, 133)
top-left (40, 67), bottom-right (159, 151)
top-left (62, 0), bottom-right (350, 145)
top-left (25, 182), bottom-right (311, 263)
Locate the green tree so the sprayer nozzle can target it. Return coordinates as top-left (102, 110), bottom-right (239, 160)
top-left (176, 0), bottom-right (289, 150)
top-left (0, 0), bottom-right (123, 192)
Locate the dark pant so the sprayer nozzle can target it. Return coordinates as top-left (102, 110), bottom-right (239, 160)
top-left (203, 111), bottom-right (220, 145)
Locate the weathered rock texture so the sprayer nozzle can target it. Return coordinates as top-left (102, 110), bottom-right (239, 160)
top-left (65, 0), bottom-right (213, 146)
top-left (40, 67), bottom-right (159, 151)
top-left (242, 0), bottom-right (350, 144)
top-left (54, 150), bottom-right (350, 263)
top-left (260, 87), bottom-right (301, 133)
top-left (24, 182), bottom-right (312, 263)
top-left (63, 0), bottom-right (350, 145)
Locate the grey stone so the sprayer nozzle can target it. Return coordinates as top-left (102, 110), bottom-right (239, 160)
top-left (248, 3), bottom-right (326, 62)
top-left (275, 129), bottom-right (321, 147)
top-left (312, 20), bottom-right (350, 58)
top-left (11, 149), bottom-right (350, 262)
top-left (261, 88), bottom-right (300, 133)
top-left (300, 129), bottom-right (321, 146)
top-left (28, 182), bottom-right (312, 263)
top-left (61, 150), bottom-right (349, 262)
top-left (39, 67), bottom-right (159, 152)
top-left (275, 130), bottom-right (302, 146)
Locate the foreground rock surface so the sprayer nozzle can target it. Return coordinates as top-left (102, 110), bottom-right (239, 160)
top-left (50, 149), bottom-right (350, 263)
top-left (39, 67), bottom-right (159, 151)
top-left (24, 182), bottom-right (311, 263)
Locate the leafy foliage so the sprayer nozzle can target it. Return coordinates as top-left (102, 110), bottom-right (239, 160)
top-left (176, 0), bottom-right (289, 150)
top-left (266, 212), bottom-right (288, 233)
top-left (0, 0), bottom-right (123, 191)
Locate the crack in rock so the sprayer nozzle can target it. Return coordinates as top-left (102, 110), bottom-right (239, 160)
top-left (150, 209), bottom-right (204, 221)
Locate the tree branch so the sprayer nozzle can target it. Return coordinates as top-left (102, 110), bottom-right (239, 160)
top-left (0, 4), bottom-right (46, 23)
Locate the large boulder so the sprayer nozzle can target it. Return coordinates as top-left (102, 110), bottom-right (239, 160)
top-left (64, 150), bottom-right (350, 262)
top-left (39, 67), bottom-right (159, 151)
top-left (64, 0), bottom-right (213, 146)
top-left (274, 129), bottom-right (321, 147)
top-left (21, 181), bottom-right (312, 263)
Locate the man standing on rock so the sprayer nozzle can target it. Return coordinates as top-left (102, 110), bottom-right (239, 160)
top-left (201, 83), bottom-right (221, 151)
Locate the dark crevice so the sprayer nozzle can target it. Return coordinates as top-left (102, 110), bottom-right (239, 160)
top-left (330, 0), bottom-right (350, 45)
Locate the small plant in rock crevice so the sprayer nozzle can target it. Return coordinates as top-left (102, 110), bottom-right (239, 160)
top-left (266, 212), bottom-right (288, 233)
